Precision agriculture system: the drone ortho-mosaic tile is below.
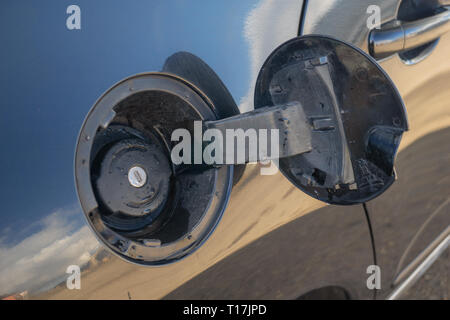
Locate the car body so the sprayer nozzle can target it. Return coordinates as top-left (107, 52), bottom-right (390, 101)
top-left (0, 0), bottom-right (448, 300)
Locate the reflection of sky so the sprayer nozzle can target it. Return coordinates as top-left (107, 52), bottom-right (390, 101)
top-left (0, 0), bottom-right (301, 295)
top-left (240, 0), bottom-right (304, 112)
top-left (0, 0), bottom-right (256, 242)
top-left (0, 206), bottom-right (99, 296)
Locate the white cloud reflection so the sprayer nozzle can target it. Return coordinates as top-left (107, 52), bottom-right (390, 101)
top-left (239, 0), bottom-right (304, 112)
top-left (0, 207), bottom-right (99, 296)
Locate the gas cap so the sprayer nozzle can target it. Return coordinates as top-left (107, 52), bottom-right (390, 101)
top-left (95, 136), bottom-right (170, 218)
top-left (75, 35), bottom-right (408, 265)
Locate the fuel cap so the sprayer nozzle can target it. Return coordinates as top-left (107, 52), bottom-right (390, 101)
top-left (94, 138), bottom-right (171, 218)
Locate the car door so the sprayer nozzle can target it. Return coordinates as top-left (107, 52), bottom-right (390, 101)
top-left (1, 0), bottom-right (378, 300)
top-left (302, 0), bottom-right (450, 299)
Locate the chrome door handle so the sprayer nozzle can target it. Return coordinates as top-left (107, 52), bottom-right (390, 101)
top-left (369, 6), bottom-right (450, 58)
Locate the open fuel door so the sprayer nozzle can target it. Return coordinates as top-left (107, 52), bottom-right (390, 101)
top-left (75, 35), bottom-right (408, 265)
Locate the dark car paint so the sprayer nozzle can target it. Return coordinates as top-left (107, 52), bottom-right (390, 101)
top-left (367, 126), bottom-right (450, 299)
top-left (0, 0), bottom-right (448, 299)
top-left (164, 203), bottom-right (374, 300)
top-left (163, 128), bottom-right (449, 300)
